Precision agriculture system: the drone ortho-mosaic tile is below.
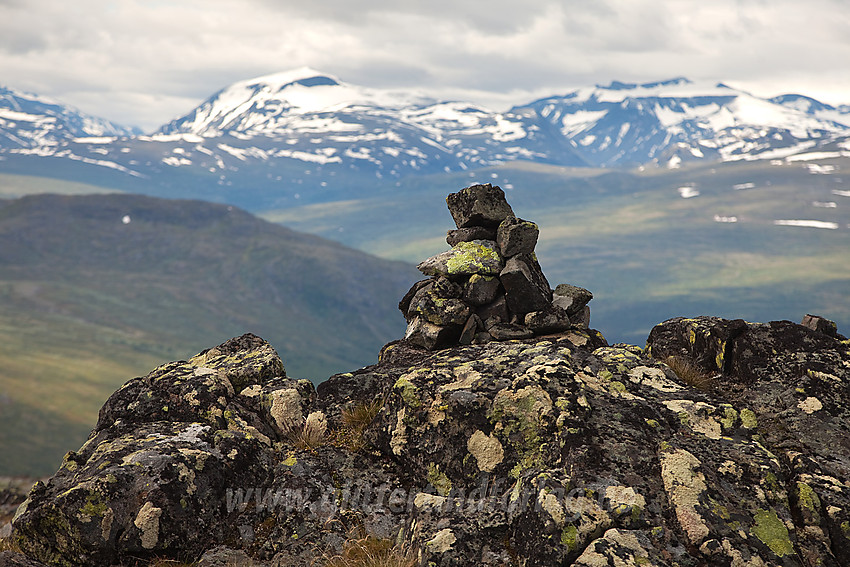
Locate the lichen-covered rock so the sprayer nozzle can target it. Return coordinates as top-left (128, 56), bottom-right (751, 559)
top-left (801, 314), bottom-right (846, 339)
top-left (496, 215), bottom-right (539, 258)
top-left (408, 291), bottom-right (470, 327)
top-left (525, 306), bottom-right (571, 334)
top-left (399, 184), bottom-right (592, 351)
top-left (417, 240), bottom-right (504, 278)
top-left (445, 183), bottom-right (514, 229)
top-left (463, 273), bottom-right (501, 306)
top-left (11, 334), bottom-right (292, 566)
top-left (404, 316), bottom-right (461, 350)
top-left (645, 316), bottom-right (748, 375)
top-left (7, 315), bottom-right (850, 566)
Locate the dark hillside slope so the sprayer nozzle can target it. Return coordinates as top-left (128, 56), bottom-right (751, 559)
top-left (0, 193), bottom-right (419, 475)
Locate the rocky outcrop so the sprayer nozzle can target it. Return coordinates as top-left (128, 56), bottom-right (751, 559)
top-left (4, 185), bottom-right (850, 566)
top-left (5, 312), bottom-right (850, 566)
top-left (400, 184), bottom-right (592, 350)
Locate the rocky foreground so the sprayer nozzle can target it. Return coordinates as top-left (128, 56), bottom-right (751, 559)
top-left (3, 186), bottom-right (850, 566)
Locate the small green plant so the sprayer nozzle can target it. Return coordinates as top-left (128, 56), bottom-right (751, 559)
top-left (335, 398), bottom-right (384, 452)
top-left (665, 355), bottom-right (715, 391)
top-left (321, 533), bottom-right (416, 567)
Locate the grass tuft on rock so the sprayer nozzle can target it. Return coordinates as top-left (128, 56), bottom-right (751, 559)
top-left (322, 533), bottom-right (416, 567)
top-left (665, 355), bottom-right (715, 391)
top-left (336, 398), bottom-right (385, 452)
top-left (285, 413), bottom-right (328, 451)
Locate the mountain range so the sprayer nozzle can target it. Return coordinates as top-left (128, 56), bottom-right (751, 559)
top-left (1, 69), bottom-right (849, 209)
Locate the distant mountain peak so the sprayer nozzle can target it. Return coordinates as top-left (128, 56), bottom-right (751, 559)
top-left (601, 77), bottom-right (693, 91)
top-left (230, 67), bottom-right (342, 92)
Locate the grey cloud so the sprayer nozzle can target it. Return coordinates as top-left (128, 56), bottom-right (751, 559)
top-left (253, 0), bottom-right (560, 34)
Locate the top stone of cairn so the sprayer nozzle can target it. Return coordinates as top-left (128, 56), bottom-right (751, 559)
top-left (446, 183), bottom-right (515, 229)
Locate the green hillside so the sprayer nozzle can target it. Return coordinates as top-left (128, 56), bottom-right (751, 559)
top-left (0, 193), bottom-right (419, 475)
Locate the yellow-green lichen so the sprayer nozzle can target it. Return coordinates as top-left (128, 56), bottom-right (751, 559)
top-left (592, 347), bottom-right (641, 367)
top-left (445, 241), bottom-right (502, 275)
top-left (427, 463), bottom-right (453, 496)
top-left (796, 482), bottom-right (821, 520)
top-left (763, 471), bottom-right (780, 492)
top-left (752, 508), bottom-right (794, 557)
top-left (720, 406), bottom-right (738, 430)
top-left (560, 524), bottom-right (578, 550)
top-left (282, 454), bottom-right (297, 467)
top-left (80, 492), bottom-right (107, 518)
top-left (714, 338), bottom-right (725, 371)
top-left (740, 408), bottom-right (758, 429)
top-left (490, 385), bottom-right (552, 478)
top-left (393, 377), bottom-right (421, 408)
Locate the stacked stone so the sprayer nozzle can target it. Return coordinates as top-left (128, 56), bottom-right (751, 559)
top-left (399, 183), bottom-right (593, 350)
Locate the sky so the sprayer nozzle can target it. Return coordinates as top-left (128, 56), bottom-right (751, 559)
top-left (1, 0), bottom-right (849, 133)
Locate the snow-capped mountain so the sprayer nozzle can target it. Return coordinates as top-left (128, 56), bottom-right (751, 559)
top-left (154, 67), bottom-right (584, 175)
top-left (518, 78), bottom-right (850, 167)
top-left (1, 71), bottom-right (848, 208)
top-left (0, 86), bottom-right (140, 149)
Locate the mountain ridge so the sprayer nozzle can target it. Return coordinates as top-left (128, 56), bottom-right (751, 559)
top-left (1, 71), bottom-right (848, 210)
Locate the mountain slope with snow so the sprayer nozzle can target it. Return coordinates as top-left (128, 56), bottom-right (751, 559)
top-left (0, 86), bottom-right (140, 149)
top-left (518, 78), bottom-right (850, 167)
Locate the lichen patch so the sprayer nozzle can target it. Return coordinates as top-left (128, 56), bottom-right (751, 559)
top-left (797, 397), bottom-right (823, 414)
top-left (663, 400), bottom-right (722, 439)
top-left (426, 528), bottom-right (457, 553)
top-left (269, 388), bottom-right (302, 431)
top-left (661, 448), bottom-right (710, 545)
top-left (134, 501), bottom-right (162, 550)
top-left (467, 430), bottom-right (504, 473)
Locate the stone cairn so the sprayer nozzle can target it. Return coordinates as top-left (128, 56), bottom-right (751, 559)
top-left (399, 183), bottom-right (593, 350)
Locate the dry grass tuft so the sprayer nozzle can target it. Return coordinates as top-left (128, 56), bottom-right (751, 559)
top-left (665, 355), bottom-right (715, 391)
top-left (321, 533), bottom-right (416, 567)
top-left (0, 535), bottom-right (22, 554)
top-left (336, 398), bottom-right (384, 452)
top-left (286, 412), bottom-right (328, 451)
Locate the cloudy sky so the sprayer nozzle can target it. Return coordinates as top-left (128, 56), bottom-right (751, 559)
top-left (1, 0), bottom-right (848, 132)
